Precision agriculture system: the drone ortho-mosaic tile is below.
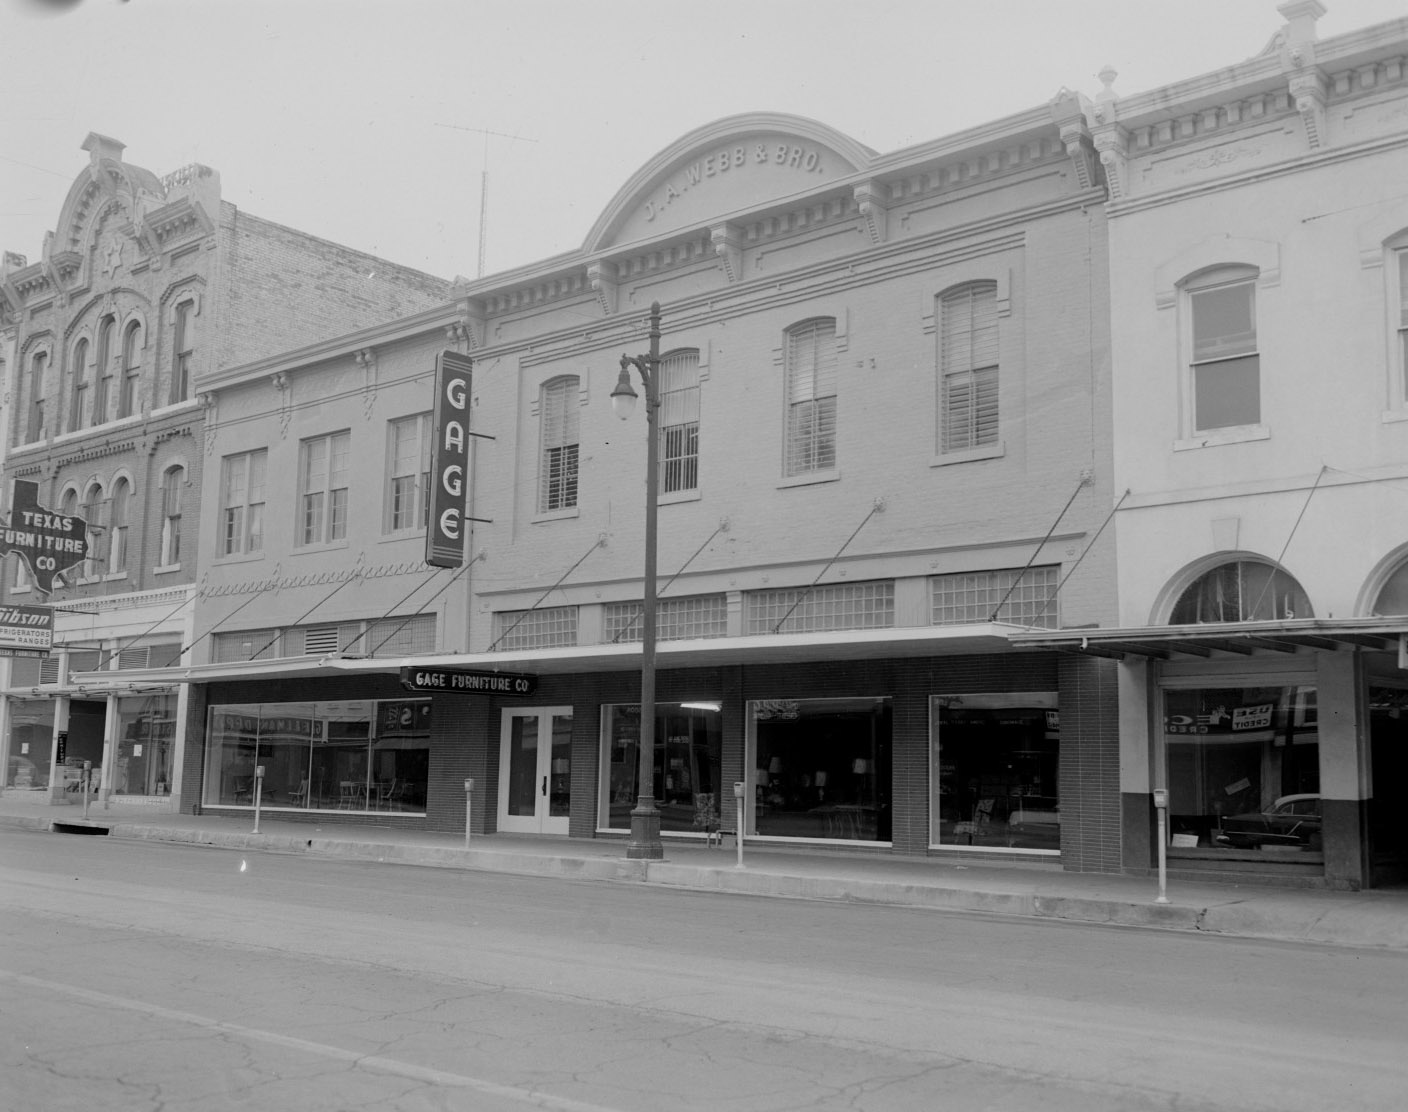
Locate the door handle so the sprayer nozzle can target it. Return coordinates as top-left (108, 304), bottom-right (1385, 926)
top-left (542, 775), bottom-right (547, 796)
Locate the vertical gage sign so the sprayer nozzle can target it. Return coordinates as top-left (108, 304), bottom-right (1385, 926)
top-left (426, 351), bottom-right (473, 568)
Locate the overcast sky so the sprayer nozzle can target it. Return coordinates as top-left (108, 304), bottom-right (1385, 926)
top-left (3, 0), bottom-right (1406, 282)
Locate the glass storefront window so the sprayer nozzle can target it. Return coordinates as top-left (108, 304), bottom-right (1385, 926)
top-left (203, 699), bottom-right (430, 813)
top-left (114, 694), bottom-right (176, 795)
top-left (748, 697), bottom-right (892, 842)
top-left (6, 698), bottom-right (54, 789)
top-left (599, 702), bottom-right (722, 834)
top-left (1162, 684), bottom-right (1320, 855)
top-left (930, 693), bottom-right (1060, 851)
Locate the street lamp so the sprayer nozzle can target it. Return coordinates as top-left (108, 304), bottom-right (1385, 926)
top-left (611, 300), bottom-right (664, 861)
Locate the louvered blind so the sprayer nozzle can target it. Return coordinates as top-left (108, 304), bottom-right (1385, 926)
top-left (539, 378), bottom-right (580, 511)
top-left (658, 350), bottom-right (700, 493)
top-left (785, 320), bottom-right (838, 476)
top-left (940, 284), bottom-right (999, 451)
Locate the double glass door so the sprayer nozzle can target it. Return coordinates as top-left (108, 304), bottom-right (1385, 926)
top-left (498, 707), bottom-right (572, 834)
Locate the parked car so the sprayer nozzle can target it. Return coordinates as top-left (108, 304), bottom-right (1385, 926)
top-left (1215, 793), bottom-right (1321, 850)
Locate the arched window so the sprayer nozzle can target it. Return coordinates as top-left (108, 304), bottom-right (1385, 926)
top-left (81, 482), bottom-right (105, 578)
top-left (69, 338), bottom-right (89, 432)
top-left (108, 478), bottom-right (131, 574)
top-left (538, 376), bottom-right (579, 513)
top-left (93, 317), bottom-right (115, 426)
top-left (119, 321), bottom-right (143, 418)
top-left (784, 318), bottom-right (837, 476)
top-left (939, 283), bottom-right (999, 453)
top-left (161, 466), bottom-right (184, 566)
top-left (26, 350), bottom-right (48, 443)
top-left (172, 299), bottom-right (195, 403)
top-left (658, 349), bottom-right (700, 494)
top-left (1170, 560), bottom-right (1312, 624)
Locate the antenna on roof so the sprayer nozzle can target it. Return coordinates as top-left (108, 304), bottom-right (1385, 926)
top-left (434, 124), bottom-right (538, 278)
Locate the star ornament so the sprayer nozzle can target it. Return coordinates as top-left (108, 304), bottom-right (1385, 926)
top-left (0, 481), bottom-right (91, 594)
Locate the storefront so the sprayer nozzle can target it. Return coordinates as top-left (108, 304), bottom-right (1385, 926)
top-left (1012, 619), bottom-right (1408, 889)
top-left (176, 643), bottom-right (1120, 872)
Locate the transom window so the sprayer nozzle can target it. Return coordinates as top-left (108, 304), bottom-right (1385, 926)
top-left (538, 377), bottom-right (579, 513)
top-left (658, 349), bottom-right (700, 494)
top-left (220, 449), bottom-right (267, 557)
top-left (931, 566), bottom-right (1059, 628)
top-left (605, 595), bottom-right (728, 643)
top-left (1170, 560), bottom-right (1311, 623)
top-left (784, 319), bottom-right (837, 476)
top-left (300, 432), bottom-right (350, 545)
top-left (939, 283), bottom-right (999, 452)
top-left (493, 606), bottom-right (578, 651)
top-left (1188, 269), bottom-right (1260, 432)
top-left (746, 581), bottom-right (892, 635)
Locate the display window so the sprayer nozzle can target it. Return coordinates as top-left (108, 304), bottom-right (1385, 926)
top-left (599, 702), bottom-right (722, 835)
top-left (203, 698), bottom-right (429, 813)
top-left (114, 694), bottom-right (176, 795)
top-left (5, 699), bottom-right (54, 789)
top-left (747, 696), bottom-right (891, 843)
top-left (930, 693), bottom-right (1060, 852)
top-left (1161, 683), bottom-right (1320, 856)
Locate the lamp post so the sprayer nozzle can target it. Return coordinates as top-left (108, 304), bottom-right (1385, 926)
top-left (611, 300), bottom-right (664, 860)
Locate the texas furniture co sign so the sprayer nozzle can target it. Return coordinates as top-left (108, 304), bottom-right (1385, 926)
top-left (0, 480), bottom-right (89, 594)
top-left (426, 350), bottom-right (473, 568)
top-left (400, 667), bottom-right (538, 697)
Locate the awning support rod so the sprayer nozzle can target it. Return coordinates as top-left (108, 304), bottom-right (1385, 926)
top-left (363, 559), bottom-right (476, 656)
top-left (989, 472), bottom-right (1090, 623)
top-left (486, 535), bottom-right (606, 652)
top-left (1249, 464), bottom-right (1328, 620)
top-left (1026, 487), bottom-right (1131, 629)
top-left (246, 569), bottom-right (364, 660)
top-left (611, 517), bottom-right (730, 643)
top-left (772, 499), bottom-right (885, 635)
top-left (341, 566), bottom-right (448, 655)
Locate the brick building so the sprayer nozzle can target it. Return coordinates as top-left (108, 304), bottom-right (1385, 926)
top-left (0, 133), bottom-right (450, 808)
top-left (167, 107), bottom-right (1124, 873)
top-left (1015, 2), bottom-right (1408, 888)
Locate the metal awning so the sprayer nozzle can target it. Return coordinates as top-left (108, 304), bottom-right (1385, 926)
top-left (1008, 617), bottom-right (1408, 660)
top-left (65, 623), bottom-right (1028, 688)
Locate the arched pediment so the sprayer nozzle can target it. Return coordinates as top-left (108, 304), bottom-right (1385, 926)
top-left (52, 136), bottom-right (164, 258)
top-left (583, 113), bottom-right (875, 253)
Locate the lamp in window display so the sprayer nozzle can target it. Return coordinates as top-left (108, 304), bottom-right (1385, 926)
top-left (610, 301), bottom-right (665, 860)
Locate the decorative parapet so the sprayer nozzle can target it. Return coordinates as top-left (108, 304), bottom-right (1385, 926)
top-left (853, 182), bottom-right (890, 244)
top-left (1089, 66), bottom-right (1127, 200)
top-left (710, 222), bottom-right (743, 281)
top-left (1050, 89), bottom-right (1097, 190)
top-left (587, 260), bottom-right (618, 315)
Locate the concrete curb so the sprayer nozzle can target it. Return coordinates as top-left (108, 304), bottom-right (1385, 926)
top-left (8, 812), bottom-right (1408, 951)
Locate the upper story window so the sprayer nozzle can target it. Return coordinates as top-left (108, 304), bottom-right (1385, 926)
top-left (784, 319), bottom-right (837, 477)
top-left (93, 317), bottom-right (115, 427)
top-left (26, 350), bottom-right (47, 443)
top-left (299, 431), bottom-right (350, 546)
top-left (386, 413), bottom-right (431, 533)
top-left (68, 338), bottom-right (89, 433)
top-left (1170, 560), bottom-right (1311, 623)
top-left (538, 376), bottom-right (579, 513)
top-left (81, 482), bottom-right (105, 578)
top-left (220, 449), bottom-right (267, 557)
top-left (119, 321), bottom-right (142, 418)
top-left (172, 299), bottom-right (195, 404)
top-left (1187, 268), bottom-right (1260, 432)
top-left (658, 349), bottom-right (700, 494)
top-left (939, 283), bottom-right (1000, 453)
top-left (108, 478), bottom-right (131, 574)
top-left (161, 466), bottom-right (184, 566)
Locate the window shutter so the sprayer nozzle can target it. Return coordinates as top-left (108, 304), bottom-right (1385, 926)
top-left (941, 284), bottom-right (1000, 451)
top-left (785, 320), bottom-right (838, 475)
top-left (539, 378), bottom-right (580, 511)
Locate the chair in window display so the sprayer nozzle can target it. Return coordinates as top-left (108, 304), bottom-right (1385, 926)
top-left (289, 779), bottom-right (309, 807)
top-left (338, 781), bottom-right (364, 809)
top-left (692, 792), bottom-right (720, 846)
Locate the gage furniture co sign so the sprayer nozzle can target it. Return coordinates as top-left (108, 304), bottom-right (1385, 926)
top-left (0, 480), bottom-right (90, 594)
top-left (426, 350), bottom-right (473, 569)
top-left (400, 667), bottom-right (538, 697)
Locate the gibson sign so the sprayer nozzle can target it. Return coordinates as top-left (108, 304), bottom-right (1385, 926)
top-left (0, 480), bottom-right (90, 594)
top-left (425, 350), bottom-right (473, 568)
top-left (400, 667), bottom-right (537, 696)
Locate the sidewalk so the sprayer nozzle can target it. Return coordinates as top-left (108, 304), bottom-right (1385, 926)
top-left (3, 789), bottom-right (1406, 951)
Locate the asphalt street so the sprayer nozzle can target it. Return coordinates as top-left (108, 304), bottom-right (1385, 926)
top-left (3, 830), bottom-right (1406, 1111)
